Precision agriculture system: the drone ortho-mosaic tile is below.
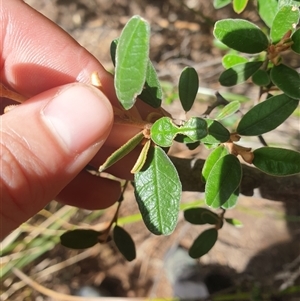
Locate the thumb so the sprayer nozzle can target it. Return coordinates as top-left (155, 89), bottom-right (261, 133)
top-left (1, 83), bottom-right (113, 237)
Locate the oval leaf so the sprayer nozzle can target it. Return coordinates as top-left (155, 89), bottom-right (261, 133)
top-left (138, 60), bottom-right (162, 108)
top-left (257, 0), bottom-right (278, 28)
top-left (189, 228), bottom-right (218, 258)
top-left (134, 146), bottom-right (182, 235)
top-left (150, 117), bottom-right (177, 147)
top-left (253, 147), bottom-right (300, 176)
top-left (184, 208), bottom-right (220, 225)
top-left (213, 0), bottom-right (231, 9)
top-left (213, 19), bottom-right (269, 54)
top-left (216, 100), bottom-right (241, 120)
top-left (151, 117), bottom-right (207, 147)
top-left (252, 69), bottom-right (271, 86)
top-left (110, 38), bottom-right (118, 66)
top-left (270, 64), bottom-right (300, 99)
top-left (291, 28), bottom-right (300, 53)
top-left (115, 16), bottom-right (150, 110)
top-left (113, 225), bottom-right (136, 261)
top-left (179, 117), bottom-right (208, 141)
top-left (233, 0), bottom-right (249, 14)
top-left (219, 91), bottom-right (251, 103)
top-left (205, 154), bottom-right (242, 208)
top-left (178, 67), bottom-right (199, 112)
top-left (219, 61), bottom-right (263, 86)
top-left (201, 119), bottom-right (231, 144)
top-left (270, 5), bottom-right (300, 44)
top-left (237, 94), bottom-right (298, 136)
top-left (202, 145), bottom-right (229, 183)
top-left (222, 54), bottom-right (248, 69)
top-left (225, 218), bottom-right (244, 227)
top-left (60, 229), bottom-right (100, 249)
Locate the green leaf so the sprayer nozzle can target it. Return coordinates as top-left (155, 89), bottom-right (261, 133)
top-left (201, 119), bottom-right (231, 144)
top-left (131, 139), bottom-right (151, 173)
top-left (216, 100), bottom-right (241, 120)
top-left (112, 37), bottom-right (162, 108)
top-left (113, 225), bottom-right (136, 261)
top-left (291, 28), bottom-right (300, 53)
top-left (222, 54), bottom-right (248, 69)
top-left (252, 69), bottom-right (271, 86)
top-left (225, 218), bottom-right (244, 227)
top-left (233, 0), bottom-right (249, 14)
top-left (270, 5), bottom-right (300, 44)
top-left (257, 0), bottom-right (279, 28)
top-left (178, 67), bottom-right (199, 112)
top-left (138, 60), bottom-right (162, 108)
top-left (184, 208), bottom-right (220, 225)
top-left (252, 147), bottom-right (300, 176)
top-left (179, 117), bottom-right (208, 141)
top-left (150, 117), bottom-right (178, 147)
top-left (115, 16), bottom-right (150, 110)
top-left (213, 19), bottom-right (269, 54)
top-left (205, 154), bottom-right (242, 208)
top-left (202, 145), bottom-right (229, 183)
top-left (99, 131), bottom-right (144, 172)
top-left (134, 146), bottom-right (181, 235)
top-left (220, 92), bottom-right (251, 103)
top-left (237, 94), bottom-right (299, 136)
top-left (271, 64), bottom-right (300, 99)
top-left (189, 228), bottom-right (218, 258)
top-left (221, 186), bottom-right (239, 209)
top-left (110, 38), bottom-right (118, 66)
top-left (213, 0), bottom-right (231, 9)
top-left (150, 117), bottom-right (207, 147)
top-left (219, 61), bottom-right (263, 86)
top-left (60, 229), bottom-right (100, 249)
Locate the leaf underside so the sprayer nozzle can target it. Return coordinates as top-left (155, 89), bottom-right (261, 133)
top-left (115, 16), bottom-right (150, 110)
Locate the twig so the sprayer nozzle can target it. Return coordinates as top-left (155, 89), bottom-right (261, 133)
top-left (0, 83), bottom-right (26, 104)
top-left (275, 254), bottom-right (300, 291)
top-left (258, 135), bottom-right (268, 146)
top-left (201, 92), bottom-right (229, 116)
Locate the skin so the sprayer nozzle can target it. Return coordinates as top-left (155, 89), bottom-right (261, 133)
top-left (0, 0), bottom-right (150, 239)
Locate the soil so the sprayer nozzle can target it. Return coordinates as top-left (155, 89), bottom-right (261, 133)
top-left (2, 0), bottom-right (300, 300)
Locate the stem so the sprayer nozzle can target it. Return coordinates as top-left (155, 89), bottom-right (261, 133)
top-left (258, 135), bottom-right (268, 147)
top-left (255, 56), bottom-right (269, 147)
top-left (103, 180), bottom-right (129, 241)
top-left (202, 92), bottom-right (229, 116)
top-left (0, 83), bottom-right (27, 103)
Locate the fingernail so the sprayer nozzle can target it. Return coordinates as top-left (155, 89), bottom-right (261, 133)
top-left (42, 83), bottom-right (113, 154)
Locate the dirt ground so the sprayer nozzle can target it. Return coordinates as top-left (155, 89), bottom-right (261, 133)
top-left (2, 0), bottom-right (300, 300)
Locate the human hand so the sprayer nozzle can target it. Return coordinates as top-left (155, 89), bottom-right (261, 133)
top-left (0, 0), bottom-right (143, 239)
